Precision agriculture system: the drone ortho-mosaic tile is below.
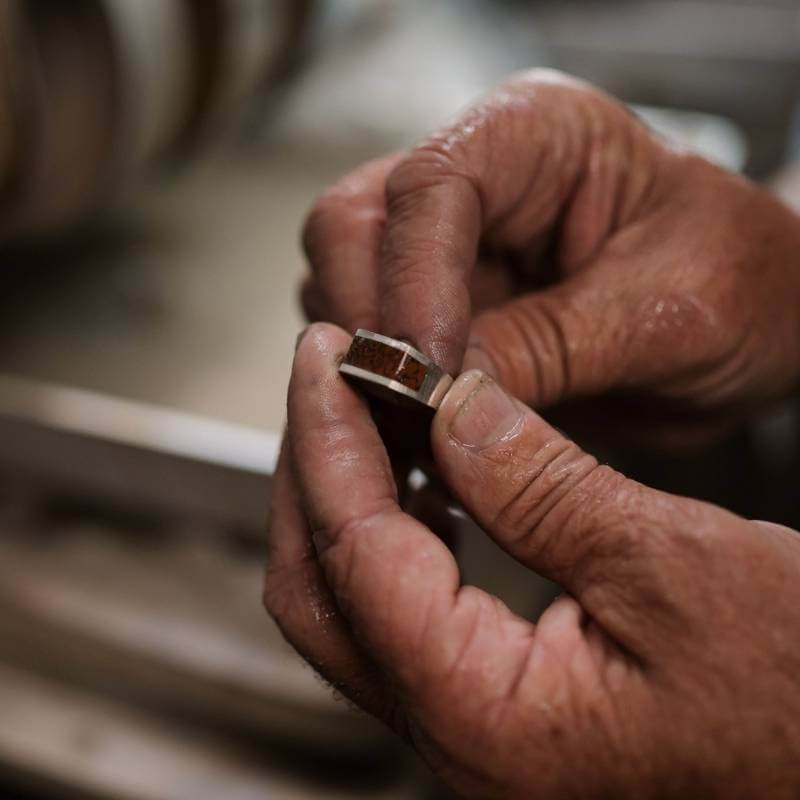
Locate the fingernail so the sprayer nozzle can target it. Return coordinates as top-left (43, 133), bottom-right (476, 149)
top-left (448, 372), bottom-right (523, 450)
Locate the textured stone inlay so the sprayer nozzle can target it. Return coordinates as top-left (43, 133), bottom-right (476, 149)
top-left (344, 334), bottom-right (428, 391)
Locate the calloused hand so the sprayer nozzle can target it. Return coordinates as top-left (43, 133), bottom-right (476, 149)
top-left (300, 71), bottom-right (800, 445)
top-left (265, 323), bottom-right (800, 799)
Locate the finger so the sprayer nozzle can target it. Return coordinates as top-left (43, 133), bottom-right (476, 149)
top-left (378, 147), bottom-right (481, 374)
top-left (470, 255), bottom-right (517, 314)
top-left (288, 323), bottom-right (458, 676)
top-left (301, 253), bottom-right (515, 328)
top-left (463, 258), bottom-right (731, 410)
top-left (752, 520), bottom-right (800, 539)
top-left (288, 324), bottom-right (536, 706)
top-left (264, 436), bottom-right (394, 719)
top-left (431, 370), bottom-right (748, 655)
top-left (302, 154), bottom-right (401, 333)
top-left (378, 70), bottom-right (652, 374)
top-left (463, 277), bottom-right (614, 408)
top-left (299, 274), bottom-right (325, 323)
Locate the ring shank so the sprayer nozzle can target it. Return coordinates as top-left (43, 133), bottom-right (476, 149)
top-left (339, 329), bottom-right (454, 410)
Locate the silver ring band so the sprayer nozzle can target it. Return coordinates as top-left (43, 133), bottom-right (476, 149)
top-left (339, 329), bottom-right (454, 411)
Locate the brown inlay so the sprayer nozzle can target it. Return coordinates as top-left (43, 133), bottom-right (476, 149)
top-left (344, 335), bottom-right (428, 391)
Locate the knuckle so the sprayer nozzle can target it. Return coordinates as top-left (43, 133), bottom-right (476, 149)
top-left (498, 447), bottom-right (638, 585)
top-left (513, 66), bottom-right (583, 90)
top-left (302, 189), bottom-right (339, 238)
top-left (299, 276), bottom-right (323, 322)
top-left (312, 502), bottom-right (396, 575)
top-left (302, 185), bottom-right (377, 262)
top-left (488, 69), bottom-right (598, 128)
top-left (385, 141), bottom-right (476, 206)
top-left (301, 201), bottom-right (333, 264)
top-left (558, 470), bottom-right (644, 566)
top-left (492, 439), bottom-right (600, 545)
top-left (302, 194), bottom-right (342, 256)
top-left (315, 532), bottom-right (358, 617)
top-left (508, 68), bottom-right (609, 110)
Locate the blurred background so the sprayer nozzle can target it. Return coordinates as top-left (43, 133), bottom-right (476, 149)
top-left (1, 1), bottom-right (800, 797)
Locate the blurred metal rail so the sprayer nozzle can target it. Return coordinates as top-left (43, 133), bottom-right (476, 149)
top-left (0, 373), bottom-right (279, 530)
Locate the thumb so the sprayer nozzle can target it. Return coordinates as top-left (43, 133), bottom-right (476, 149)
top-left (431, 370), bottom-right (739, 655)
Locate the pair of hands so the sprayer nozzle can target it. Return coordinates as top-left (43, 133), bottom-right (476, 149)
top-left (266, 71), bottom-right (800, 797)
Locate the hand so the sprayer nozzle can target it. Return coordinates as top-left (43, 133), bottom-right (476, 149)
top-left (265, 323), bottom-right (800, 799)
top-left (300, 71), bottom-right (800, 444)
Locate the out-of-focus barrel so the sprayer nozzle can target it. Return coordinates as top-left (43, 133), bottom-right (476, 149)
top-left (0, 0), bottom-right (314, 248)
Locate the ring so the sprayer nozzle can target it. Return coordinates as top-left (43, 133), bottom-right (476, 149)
top-left (339, 329), bottom-right (454, 411)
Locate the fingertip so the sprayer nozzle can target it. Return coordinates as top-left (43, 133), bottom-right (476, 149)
top-left (293, 321), bottom-right (352, 372)
top-left (290, 323), bottom-right (363, 430)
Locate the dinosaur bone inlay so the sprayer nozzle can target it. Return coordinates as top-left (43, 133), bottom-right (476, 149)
top-left (343, 334), bottom-right (428, 391)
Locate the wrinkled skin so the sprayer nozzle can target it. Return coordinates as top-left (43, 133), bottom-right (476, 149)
top-left (299, 70), bottom-right (800, 443)
top-left (267, 326), bottom-right (800, 799)
top-left (265, 71), bottom-right (800, 798)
